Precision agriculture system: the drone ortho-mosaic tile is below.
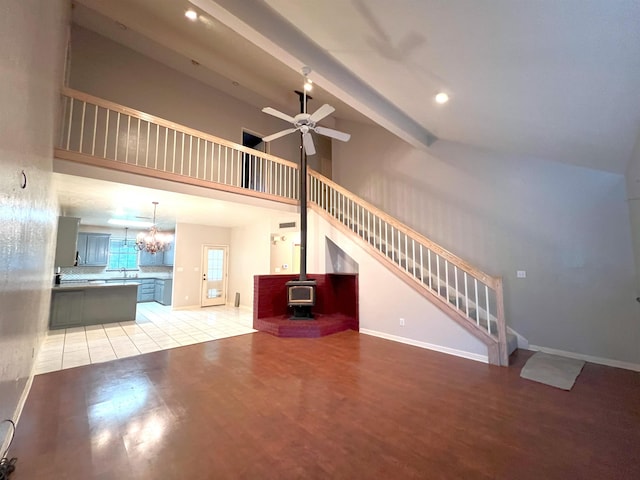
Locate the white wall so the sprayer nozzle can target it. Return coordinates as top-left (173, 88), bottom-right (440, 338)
top-left (0, 0), bottom-right (67, 444)
top-left (69, 25), bottom-right (300, 164)
top-left (625, 131), bottom-right (640, 293)
top-left (334, 119), bottom-right (640, 364)
top-left (308, 210), bottom-right (488, 362)
top-left (173, 223), bottom-right (231, 308)
top-left (228, 218), bottom-right (272, 308)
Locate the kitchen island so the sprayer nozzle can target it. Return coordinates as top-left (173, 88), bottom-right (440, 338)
top-left (50, 281), bottom-right (139, 329)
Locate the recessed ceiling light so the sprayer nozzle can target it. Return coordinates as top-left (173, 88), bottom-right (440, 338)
top-left (185, 9), bottom-right (198, 21)
top-left (435, 92), bottom-right (449, 104)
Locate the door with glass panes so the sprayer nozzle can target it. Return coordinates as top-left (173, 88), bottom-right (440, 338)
top-left (201, 245), bottom-right (228, 307)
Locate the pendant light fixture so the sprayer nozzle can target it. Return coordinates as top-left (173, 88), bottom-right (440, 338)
top-left (135, 202), bottom-right (173, 254)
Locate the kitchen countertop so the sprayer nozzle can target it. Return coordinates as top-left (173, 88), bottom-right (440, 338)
top-left (53, 281), bottom-right (140, 290)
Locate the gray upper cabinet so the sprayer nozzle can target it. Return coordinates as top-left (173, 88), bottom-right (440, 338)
top-left (163, 244), bottom-right (174, 266)
top-left (139, 249), bottom-right (164, 266)
top-left (77, 233), bottom-right (111, 266)
top-left (54, 216), bottom-right (80, 268)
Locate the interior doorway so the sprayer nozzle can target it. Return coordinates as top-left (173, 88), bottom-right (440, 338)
top-left (242, 129), bottom-right (266, 190)
top-left (201, 245), bottom-right (229, 307)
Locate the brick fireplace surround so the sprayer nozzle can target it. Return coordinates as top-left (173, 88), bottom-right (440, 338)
top-left (253, 274), bottom-right (359, 337)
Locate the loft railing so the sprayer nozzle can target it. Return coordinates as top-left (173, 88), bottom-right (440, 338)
top-left (308, 170), bottom-right (508, 366)
top-left (55, 88), bottom-right (299, 204)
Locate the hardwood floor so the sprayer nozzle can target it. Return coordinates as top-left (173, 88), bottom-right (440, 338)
top-left (10, 331), bottom-right (640, 479)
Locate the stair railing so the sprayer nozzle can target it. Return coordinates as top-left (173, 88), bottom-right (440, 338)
top-left (55, 88), bottom-right (299, 204)
top-left (308, 170), bottom-right (508, 366)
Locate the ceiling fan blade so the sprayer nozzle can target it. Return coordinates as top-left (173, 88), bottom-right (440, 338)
top-left (262, 128), bottom-right (297, 142)
top-left (302, 131), bottom-right (316, 155)
top-left (262, 107), bottom-right (296, 124)
top-left (314, 126), bottom-right (351, 142)
top-left (308, 104), bottom-right (335, 123)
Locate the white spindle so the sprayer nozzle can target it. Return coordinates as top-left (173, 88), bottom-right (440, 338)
top-left (125, 115), bottom-right (130, 163)
top-left (224, 146), bottom-right (228, 184)
top-left (485, 285), bottom-right (491, 335)
top-left (66, 98), bottom-right (73, 150)
top-left (419, 245), bottom-right (424, 283)
top-left (180, 133), bottom-right (185, 175)
top-left (115, 112), bottom-right (121, 161)
top-left (474, 278), bottom-right (479, 326)
top-left (91, 105), bottom-right (98, 156)
top-left (404, 234), bottom-right (408, 272)
top-left (391, 227), bottom-right (395, 263)
top-left (436, 254), bottom-right (441, 295)
top-left (135, 118), bottom-right (140, 165)
top-left (145, 122), bottom-right (150, 168)
top-left (203, 141), bottom-right (207, 180)
top-left (411, 239), bottom-right (416, 277)
top-left (79, 101), bottom-right (86, 152)
top-left (445, 260), bottom-right (450, 301)
top-left (427, 250), bottom-right (432, 289)
top-left (464, 272), bottom-right (469, 317)
top-left (103, 109), bottom-right (109, 158)
top-left (454, 267), bottom-right (459, 309)
top-left (172, 130), bottom-right (177, 173)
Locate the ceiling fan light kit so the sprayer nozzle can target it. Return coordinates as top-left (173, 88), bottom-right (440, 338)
top-left (261, 67), bottom-right (351, 156)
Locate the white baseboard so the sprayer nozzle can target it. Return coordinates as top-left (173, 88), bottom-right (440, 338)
top-left (360, 328), bottom-right (489, 364)
top-left (528, 344), bottom-right (640, 372)
top-left (507, 326), bottom-right (529, 349)
top-left (170, 304), bottom-right (202, 311)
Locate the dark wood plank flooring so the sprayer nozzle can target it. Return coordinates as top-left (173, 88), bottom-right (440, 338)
top-left (9, 331), bottom-right (640, 479)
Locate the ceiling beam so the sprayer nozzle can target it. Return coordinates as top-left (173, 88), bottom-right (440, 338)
top-left (189, 0), bottom-right (438, 149)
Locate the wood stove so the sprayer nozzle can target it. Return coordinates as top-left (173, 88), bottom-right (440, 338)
top-left (286, 279), bottom-right (316, 319)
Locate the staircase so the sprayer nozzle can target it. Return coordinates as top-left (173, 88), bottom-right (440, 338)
top-left (55, 88), bottom-right (516, 366)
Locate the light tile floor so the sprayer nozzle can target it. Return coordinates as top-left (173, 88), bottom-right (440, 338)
top-left (34, 302), bottom-right (256, 375)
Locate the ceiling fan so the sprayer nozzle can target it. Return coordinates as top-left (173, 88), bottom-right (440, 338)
top-left (261, 103), bottom-right (351, 155)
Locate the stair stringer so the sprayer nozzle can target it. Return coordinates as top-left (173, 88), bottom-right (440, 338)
top-left (307, 206), bottom-right (496, 364)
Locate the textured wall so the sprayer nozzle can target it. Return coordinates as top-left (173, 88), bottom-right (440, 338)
top-left (69, 25), bottom-right (300, 165)
top-left (0, 0), bottom-right (67, 442)
top-left (333, 119), bottom-right (640, 365)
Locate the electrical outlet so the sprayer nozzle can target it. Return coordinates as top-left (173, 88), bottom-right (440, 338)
top-left (517, 270), bottom-right (526, 279)
top-left (399, 318), bottom-right (405, 326)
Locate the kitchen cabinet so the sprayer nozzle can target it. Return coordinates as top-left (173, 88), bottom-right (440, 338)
top-left (154, 279), bottom-right (172, 305)
top-left (76, 233), bottom-right (110, 266)
top-left (54, 216), bottom-right (80, 268)
top-left (50, 283), bottom-right (137, 329)
top-left (137, 279), bottom-right (156, 302)
top-left (139, 249), bottom-right (165, 266)
top-left (163, 244), bottom-right (174, 266)
top-left (50, 290), bottom-right (84, 328)
top-left (139, 242), bottom-right (174, 266)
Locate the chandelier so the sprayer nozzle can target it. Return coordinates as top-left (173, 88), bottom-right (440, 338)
top-left (135, 202), bottom-right (173, 254)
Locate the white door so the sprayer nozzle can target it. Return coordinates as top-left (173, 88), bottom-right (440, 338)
top-left (201, 245), bottom-right (228, 307)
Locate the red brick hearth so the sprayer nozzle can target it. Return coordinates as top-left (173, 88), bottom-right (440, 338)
top-left (253, 274), bottom-right (359, 338)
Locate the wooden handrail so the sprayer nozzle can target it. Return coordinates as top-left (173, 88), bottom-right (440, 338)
top-left (61, 87), bottom-right (299, 169)
top-left (308, 168), bottom-right (499, 289)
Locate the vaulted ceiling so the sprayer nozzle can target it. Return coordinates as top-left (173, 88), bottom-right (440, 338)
top-left (74, 0), bottom-right (640, 175)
